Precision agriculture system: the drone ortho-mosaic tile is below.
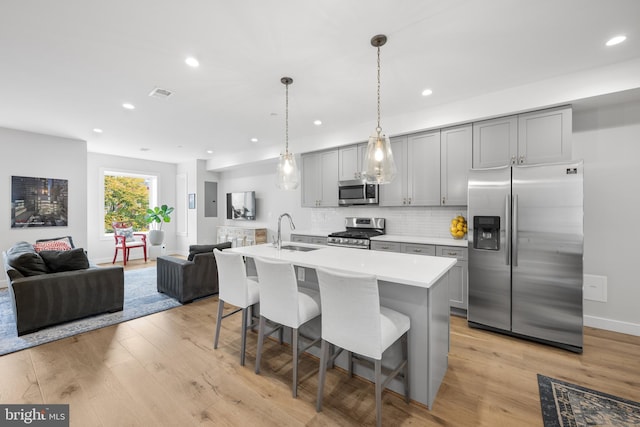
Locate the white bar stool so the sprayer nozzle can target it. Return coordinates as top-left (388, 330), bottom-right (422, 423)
top-left (213, 249), bottom-right (260, 366)
top-left (315, 267), bottom-right (410, 427)
top-left (253, 257), bottom-right (322, 398)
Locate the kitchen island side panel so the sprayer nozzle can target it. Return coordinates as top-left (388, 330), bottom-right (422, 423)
top-left (378, 271), bottom-right (450, 409)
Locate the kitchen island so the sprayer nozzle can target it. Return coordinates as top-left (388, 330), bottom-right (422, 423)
top-left (229, 242), bottom-right (456, 409)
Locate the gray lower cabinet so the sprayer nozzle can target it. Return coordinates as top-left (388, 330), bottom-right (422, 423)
top-left (437, 246), bottom-right (468, 311)
top-left (371, 240), bottom-right (468, 311)
top-left (290, 234), bottom-right (328, 245)
top-left (370, 241), bottom-right (402, 252)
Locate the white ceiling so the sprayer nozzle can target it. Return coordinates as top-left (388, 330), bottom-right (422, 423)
top-left (1, 0), bottom-right (639, 167)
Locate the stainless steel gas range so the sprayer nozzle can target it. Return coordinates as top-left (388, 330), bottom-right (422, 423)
top-left (327, 217), bottom-right (385, 249)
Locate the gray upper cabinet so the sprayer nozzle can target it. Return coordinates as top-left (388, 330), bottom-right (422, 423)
top-left (441, 124), bottom-right (472, 206)
top-left (378, 136), bottom-right (408, 206)
top-left (338, 143), bottom-right (367, 181)
top-left (518, 106), bottom-right (572, 165)
top-left (301, 150), bottom-right (338, 207)
top-left (473, 115), bottom-right (518, 168)
top-left (379, 132), bottom-right (441, 206)
top-left (473, 106), bottom-right (572, 168)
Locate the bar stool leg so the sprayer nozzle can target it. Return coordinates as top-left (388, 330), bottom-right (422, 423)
top-left (240, 307), bottom-right (249, 366)
top-left (255, 316), bottom-right (266, 374)
top-left (375, 359), bottom-right (382, 427)
top-left (292, 328), bottom-right (299, 398)
top-left (316, 339), bottom-right (330, 412)
top-left (402, 332), bottom-right (410, 403)
top-left (214, 299), bottom-right (224, 349)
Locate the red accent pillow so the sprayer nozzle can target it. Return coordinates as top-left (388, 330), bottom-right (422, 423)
top-left (33, 239), bottom-right (73, 253)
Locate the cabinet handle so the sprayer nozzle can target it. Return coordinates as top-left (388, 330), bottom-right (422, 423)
top-left (408, 197), bottom-right (412, 204)
top-left (413, 249), bottom-right (422, 253)
top-left (403, 198), bottom-right (406, 205)
top-left (447, 252), bottom-right (457, 256)
top-left (511, 155), bottom-right (516, 165)
top-left (442, 196), bottom-right (445, 205)
top-left (519, 155), bottom-right (525, 164)
top-left (381, 246), bottom-right (389, 250)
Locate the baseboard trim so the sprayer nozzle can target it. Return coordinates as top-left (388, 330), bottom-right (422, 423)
top-left (584, 315), bottom-right (640, 337)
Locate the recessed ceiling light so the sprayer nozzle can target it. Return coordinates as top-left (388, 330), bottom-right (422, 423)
top-left (93, 128), bottom-right (103, 133)
top-left (421, 88), bottom-right (433, 97)
top-left (250, 138), bottom-right (258, 142)
top-left (313, 120), bottom-right (322, 126)
top-left (140, 148), bottom-right (150, 152)
top-left (122, 103), bottom-right (135, 110)
top-left (206, 150), bottom-right (213, 154)
top-left (606, 35), bottom-right (626, 46)
top-left (185, 57), bottom-right (199, 67)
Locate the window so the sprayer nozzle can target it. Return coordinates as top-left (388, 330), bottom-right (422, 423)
top-left (103, 171), bottom-right (158, 234)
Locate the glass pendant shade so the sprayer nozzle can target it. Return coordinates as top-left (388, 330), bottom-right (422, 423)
top-left (276, 150), bottom-right (299, 190)
top-left (364, 130), bottom-right (397, 184)
top-left (276, 76), bottom-right (299, 190)
top-left (364, 34), bottom-right (396, 185)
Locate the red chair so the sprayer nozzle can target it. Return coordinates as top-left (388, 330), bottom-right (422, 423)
top-left (112, 222), bottom-right (147, 266)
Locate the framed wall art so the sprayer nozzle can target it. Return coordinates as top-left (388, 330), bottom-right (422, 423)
top-left (11, 175), bottom-right (68, 228)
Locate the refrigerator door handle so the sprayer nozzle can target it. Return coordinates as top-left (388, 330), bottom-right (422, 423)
top-left (512, 194), bottom-right (518, 267)
top-left (505, 193), bottom-right (511, 266)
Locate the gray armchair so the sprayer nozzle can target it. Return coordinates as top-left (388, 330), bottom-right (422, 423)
top-left (156, 242), bottom-right (232, 303)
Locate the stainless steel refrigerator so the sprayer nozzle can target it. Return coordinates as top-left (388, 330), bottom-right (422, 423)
top-left (467, 161), bottom-right (583, 353)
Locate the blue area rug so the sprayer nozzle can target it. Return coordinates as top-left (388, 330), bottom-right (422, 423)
top-left (538, 374), bottom-right (640, 426)
top-left (0, 267), bottom-right (181, 356)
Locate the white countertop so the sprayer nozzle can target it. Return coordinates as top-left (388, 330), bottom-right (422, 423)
top-left (230, 242), bottom-right (456, 289)
top-left (371, 234), bottom-right (468, 247)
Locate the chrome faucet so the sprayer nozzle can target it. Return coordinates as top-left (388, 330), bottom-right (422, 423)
top-left (277, 213), bottom-right (295, 250)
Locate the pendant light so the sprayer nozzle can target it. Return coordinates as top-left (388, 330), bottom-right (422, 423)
top-left (363, 34), bottom-right (397, 185)
top-left (276, 77), bottom-right (300, 190)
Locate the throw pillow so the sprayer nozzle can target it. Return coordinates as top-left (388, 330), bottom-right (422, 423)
top-left (115, 227), bottom-right (135, 242)
top-left (33, 239), bottom-right (73, 253)
top-left (188, 242), bottom-right (232, 261)
top-left (6, 242), bottom-right (49, 276)
top-left (39, 248), bottom-right (90, 273)
top-left (35, 235), bottom-right (75, 248)
top-left (7, 241), bottom-right (36, 255)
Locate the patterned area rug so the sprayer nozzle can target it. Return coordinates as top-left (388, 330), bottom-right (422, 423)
top-left (0, 267), bottom-right (181, 356)
top-left (538, 374), bottom-right (640, 426)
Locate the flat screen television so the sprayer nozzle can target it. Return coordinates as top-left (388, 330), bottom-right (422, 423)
top-left (226, 191), bottom-right (256, 220)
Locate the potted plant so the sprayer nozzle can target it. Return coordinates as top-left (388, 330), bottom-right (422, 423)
top-left (145, 204), bottom-right (174, 245)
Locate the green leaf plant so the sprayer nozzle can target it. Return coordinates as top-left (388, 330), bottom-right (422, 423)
top-left (144, 204), bottom-right (174, 231)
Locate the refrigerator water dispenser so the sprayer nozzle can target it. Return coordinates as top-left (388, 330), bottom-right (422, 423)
top-left (473, 216), bottom-right (500, 250)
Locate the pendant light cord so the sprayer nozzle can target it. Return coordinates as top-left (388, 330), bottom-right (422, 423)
top-left (285, 82), bottom-right (289, 154)
top-left (376, 44), bottom-right (382, 135)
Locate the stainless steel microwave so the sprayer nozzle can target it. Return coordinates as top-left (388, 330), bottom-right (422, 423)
top-left (338, 180), bottom-right (379, 205)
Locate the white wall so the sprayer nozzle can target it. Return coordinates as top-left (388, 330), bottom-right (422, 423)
top-left (573, 98), bottom-right (640, 334)
top-left (176, 160), bottom-right (221, 255)
top-left (1, 127), bottom-right (87, 287)
top-left (86, 152), bottom-right (177, 263)
top-left (218, 160), bottom-right (303, 244)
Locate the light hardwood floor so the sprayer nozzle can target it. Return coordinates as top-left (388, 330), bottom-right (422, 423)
top-left (1, 260), bottom-right (639, 426)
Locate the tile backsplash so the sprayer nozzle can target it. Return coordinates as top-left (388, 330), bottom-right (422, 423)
top-left (310, 206), bottom-right (468, 238)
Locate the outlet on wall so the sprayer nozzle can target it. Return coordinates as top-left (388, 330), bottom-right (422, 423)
top-left (584, 274), bottom-right (607, 302)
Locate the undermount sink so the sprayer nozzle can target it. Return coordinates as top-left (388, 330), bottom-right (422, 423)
top-left (279, 245), bottom-right (319, 252)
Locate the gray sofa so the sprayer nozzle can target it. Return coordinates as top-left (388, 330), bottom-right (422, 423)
top-left (156, 242), bottom-right (231, 303)
top-left (3, 240), bottom-right (124, 336)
